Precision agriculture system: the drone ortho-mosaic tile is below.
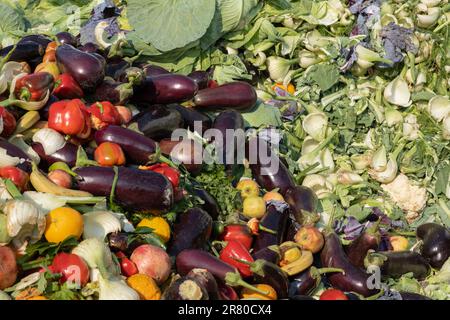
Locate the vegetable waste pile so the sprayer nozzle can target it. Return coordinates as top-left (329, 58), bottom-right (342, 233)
top-left (0, 0), bottom-right (449, 301)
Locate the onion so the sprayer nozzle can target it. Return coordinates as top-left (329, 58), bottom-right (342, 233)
top-left (32, 128), bottom-right (66, 156)
top-left (0, 148), bottom-right (21, 168)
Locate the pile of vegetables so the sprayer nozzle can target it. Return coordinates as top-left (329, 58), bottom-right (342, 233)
top-left (0, 0), bottom-right (449, 300)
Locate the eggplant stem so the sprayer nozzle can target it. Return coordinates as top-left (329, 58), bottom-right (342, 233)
top-left (225, 271), bottom-right (269, 295)
top-left (258, 225), bottom-right (277, 234)
top-left (317, 267), bottom-right (345, 275)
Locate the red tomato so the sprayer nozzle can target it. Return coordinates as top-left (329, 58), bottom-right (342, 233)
top-left (51, 252), bottom-right (90, 287)
top-left (143, 163), bottom-right (180, 188)
top-left (319, 289), bottom-right (349, 300)
top-left (0, 166), bottom-right (29, 192)
top-left (94, 142), bottom-right (126, 166)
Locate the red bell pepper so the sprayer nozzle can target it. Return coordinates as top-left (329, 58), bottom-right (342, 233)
top-left (115, 252), bottom-right (138, 277)
top-left (0, 166), bottom-right (29, 192)
top-left (0, 107), bottom-right (16, 138)
top-left (219, 240), bottom-right (254, 278)
top-left (48, 99), bottom-right (91, 137)
top-left (219, 224), bottom-right (253, 250)
top-left (88, 101), bottom-right (122, 130)
top-left (53, 73), bottom-right (84, 99)
top-left (141, 163), bottom-right (180, 188)
top-left (13, 72), bottom-right (54, 102)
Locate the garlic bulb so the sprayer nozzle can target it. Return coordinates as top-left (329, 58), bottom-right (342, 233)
top-left (4, 199), bottom-right (46, 249)
top-left (384, 77), bottom-right (412, 107)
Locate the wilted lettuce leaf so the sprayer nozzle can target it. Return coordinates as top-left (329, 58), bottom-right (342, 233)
top-left (201, 0), bottom-right (261, 49)
top-left (0, 3), bottom-right (26, 36)
top-left (241, 101), bottom-right (282, 128)
top-left (307, 63), bottom-right (340, 91)
top-left (127, 0), bottom-right (216, 52)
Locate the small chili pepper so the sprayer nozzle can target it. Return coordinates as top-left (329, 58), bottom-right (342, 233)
top-left (14, 72), bottom-right (54, 102)
top-left (247, 218), bottom-right (278, 236)
top-left (219, 224), bottom-right (253, 250)
top-left (43, 41), bottom-right (58, 63)
top-left (115, 252), bottom-right (138, 277)
top-left (141, 163), bottom-right (180, 188)
top-left (0, 107), bottom-right (17, 138)
top-left (218, 240), bottom-right (254, 278)
top-left (88, 101), bottom-right (121, 130)
top-left (53, 73), bottom-right (84, 99)
top-left (48, 99), bottom-right (90, 137)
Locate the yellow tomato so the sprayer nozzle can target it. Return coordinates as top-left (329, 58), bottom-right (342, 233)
top-left (241, 284), bottom-right (277, 300)
top-left (45, 207), bottom-right (83, 243)
top-left (137, 217), bottom-right (171, 243)
top-left (242, 196), bottom-right (266, 219)
top-left (262, 191), bottom-right (285, 202)
top-left (127, 274), bottom-right (161, 300)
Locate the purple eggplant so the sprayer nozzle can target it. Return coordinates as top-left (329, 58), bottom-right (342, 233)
top-left (247, 138), bottom-right (296, 196)
top-left (365, 251), bottom-right (431, 280)
top-left (252, 245), bottom-right (281, 265)
top-left (169, 104), bottom-right (211, 135)
top-left (284, 186), bottom-right (318, 225)
top-left (56, 32), bottom-right (78, 46)
top-left (321, 232), bottom-right (378, 297)
top-left (345, 220), bottom-right (381, 268)
top-left (18, 35), bottom-right (52, 47)
top-left (417, 223), bottom-right (450, 269)
top-left (168, 208), bottom-right (212, 256)
top-left (31, 142), bottom-right (78, 168)
top-left (94, 125), bottom-right (159, 165)
top-left (249, 259), bottom-right (289, 299)
top-left (289, 267), bottom-right (343, 297)
top-left (399, 291), bottom-right (431, 300)
top-left (74, 166), bottom-right (173, 214)
top-left (0, 42), bottom-right (44, 63)
top-left (212, 110), bottom-right (245, 167)
top-left (105, 58), bottom-right (130, 80)
top-left (162, 276), bottom-right (209, 300)
top-left (132, 74), bottom-right (198, 105)
top-left (176, 249), bottom-right (266, 294)
top-left (0, 138), bottom-right (32, 172)
top-left (188, 71), bottom-right (210, 90)
top-left (39, 95), bottom-right (59, 120)
top-left (193, 82), bottom-right (257, 111)
top-left (93, 79), bottom-right (133, 105)
top-left (252, 203), bottom-right (290, 252)
top-left (127, 105), bottom-right (183, 140)
top-left (187, 268), bottom-right (221, 300)
top-left (78, 42), bottom-right (100, 54)
top-left (56, 44), bottom-right (105, 91)
top-left (143, 65), bottom-right (171, 77)
top-left (191, 186), bottom-right (220, 220)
